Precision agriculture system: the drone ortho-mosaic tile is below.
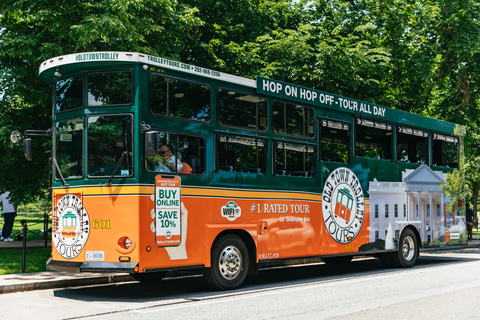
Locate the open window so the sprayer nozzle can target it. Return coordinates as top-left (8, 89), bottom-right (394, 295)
top-left (396, 126), bottom-right (428, 164)
top-left (355, 118), bottom-right (392, 160)
top-left (216, 133), bottom-right (266, 174)
top-left (320, 118), bottom-right (349, 163)
top-left (274, 140), bottom-right (315, 177)
top-left (432, 133), bottom-right (458, 168)
top-left (145, 132), bottom-right (205, 174)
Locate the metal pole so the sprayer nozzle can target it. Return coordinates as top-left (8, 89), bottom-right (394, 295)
top-left (22, 222), bottom-right (27, 273)
top-left (44, 211), bottom-right (48, 248)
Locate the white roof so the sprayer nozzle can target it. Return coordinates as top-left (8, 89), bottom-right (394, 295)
top-left (39, 52), bottom-right (256, 87)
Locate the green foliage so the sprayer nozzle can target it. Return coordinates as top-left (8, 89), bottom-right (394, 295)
top-left (0, 248), bottom-right (51, 275)
top-left (1, 0), bottom-right (480, 205)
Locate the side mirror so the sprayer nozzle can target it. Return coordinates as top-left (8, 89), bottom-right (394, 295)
top-left (23, 138), bottom-right (32, 161)
top-left (145, 131), bottom-right (158, 157)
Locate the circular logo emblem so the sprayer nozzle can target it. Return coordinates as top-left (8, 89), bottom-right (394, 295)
top-left (53, 194), bottom-right (90, 259)
top-left (322, 168), bottom-right (365, 244)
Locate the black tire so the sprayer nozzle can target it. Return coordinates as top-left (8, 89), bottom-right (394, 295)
top-left (390, 228), bottom-right (418, 268)
top-left (130, 271), bottom-right (167, 283)
top-left (322, 256), bottom-right (353, 265)
top-left (203, 235), bottom-right (249, 290)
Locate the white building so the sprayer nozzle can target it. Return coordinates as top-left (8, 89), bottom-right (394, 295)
top-left (368, 164), bottom-right (453, 245)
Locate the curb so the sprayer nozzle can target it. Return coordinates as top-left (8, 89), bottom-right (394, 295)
top-left (0, 273), bottom-right (133, 295)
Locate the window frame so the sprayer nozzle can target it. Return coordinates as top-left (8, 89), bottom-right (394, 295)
top-left (354, 117), bottom-right (393, 160)
top-left (214, 131), bottom-right (268, 174)
top-left (87, 70), bottom-right (134, 107)
top-left (273, 138), bottom-right (316, 178)
top-left (319, 117), bottom-right (350, 163)
top-left (272, 100), bottom-right (315, 138)
top-left (86, 113), bottom-right (135, 179)
top-left (431, 132), bottom-right (459, 168)
top-left (216, 88), bottom-right (268, 132)
top-left (55, 74), bottom-right (85, 114)
top-left (53, 116), bottom-right (85, 181)
top-left (149, 73), bottom-right (212, 123)
top-left (144, 130), bottom-right (206, 176)
top-left (396, 125), bottom-right (429, 164)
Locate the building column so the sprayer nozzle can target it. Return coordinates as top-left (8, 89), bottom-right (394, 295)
top-left (429, 191), bottom-right (433, 243)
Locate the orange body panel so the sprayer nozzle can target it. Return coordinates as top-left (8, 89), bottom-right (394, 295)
top-left (51, 185), bottom-right (371, 272)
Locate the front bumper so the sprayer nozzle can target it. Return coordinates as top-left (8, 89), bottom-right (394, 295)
top-left (46, 257), bottom-right (138, 273)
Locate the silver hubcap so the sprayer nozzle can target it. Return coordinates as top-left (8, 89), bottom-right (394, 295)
top-left (218, 245), bottom-right (242, 280)
top-left (402, 236), bottom-right (415, 261)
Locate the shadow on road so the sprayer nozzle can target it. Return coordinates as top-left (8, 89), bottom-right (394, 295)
top-left (53, 251), bottom-right (480, 303)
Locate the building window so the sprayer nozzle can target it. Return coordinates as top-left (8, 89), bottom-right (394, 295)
top-left (385, 204), bottom-right (389, 218)
top-left (375, 230), bottom-right (379, 240)
top-left (404, 204), bottom-right (406, 217)
top-left (395, 230), bottom-right (400, 239)
top-left (375, 204), bottom-right (379, 218)
top-left (437, 204), bottom-right (440, 216)
top-left (394, 204), bottom-right (398, 218)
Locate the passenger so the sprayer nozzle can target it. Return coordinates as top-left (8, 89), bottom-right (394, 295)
top-left (154, 144), bottom-right (183, 173)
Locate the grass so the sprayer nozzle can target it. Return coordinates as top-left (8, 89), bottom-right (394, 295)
top-left (0, 212), bottom-right (52, 275)
top-left (0, 248), bottom-right (51, 275)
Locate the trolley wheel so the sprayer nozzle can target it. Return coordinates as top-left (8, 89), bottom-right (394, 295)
top-left (203, 235), bottom-right (249, 290)
top-left (391, 228), bottom-right (418, 268)
top-left (130, 271), bottom-right (167, 283)
top-left (322, 256), bottom-right (353, 265)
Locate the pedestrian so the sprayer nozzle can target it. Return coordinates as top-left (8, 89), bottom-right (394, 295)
top-left (0, 187), bottom-right (17, 242)
top-left (465, 202), bottom-right (475, 242)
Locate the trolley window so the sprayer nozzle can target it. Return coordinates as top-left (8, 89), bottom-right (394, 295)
top-left (55, 117), bottom-right (84, 179)
top-left (149, 75), bottom-right (210, 122)
top-left (432, 133), bottom-right (458, 168)
top-left (355, 118), bottom-right (392, 160)
top-left (88, 71), bottom-right (133, 107)
top-left (146, 132), bottom-right (205, 174)
top-left (216, 133), bottom-right (266, 174)
top-left (273, 101), bottom-right (314, 137)
top-left (217, 89), bottom-right (267, 130)
top-left (397, 126), bottom-right (428, 163)
top-left (55, 75), bottom-right (84, 113)
top-left (274, 140), bottom-right (315, 177)
top-left (87, 114), bottom-right (133, 177)
top-left (320, 118), bottom-right (349, 163)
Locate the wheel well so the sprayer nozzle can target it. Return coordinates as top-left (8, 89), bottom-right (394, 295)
top-left (404, 225), bottom-right (422, 251)
top-left (212, 229), bottom-right (257, 273)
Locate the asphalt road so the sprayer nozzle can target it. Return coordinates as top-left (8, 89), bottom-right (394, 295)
top-left (2, 247), bottom-right (480, 320)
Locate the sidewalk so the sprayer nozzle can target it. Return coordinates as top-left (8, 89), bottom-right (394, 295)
top-left (0, 239), bottom-right (51, 250)
top-left (0, 239), bottom-right (133, 294)
top-left (1, 239), bottom-right (480, 295)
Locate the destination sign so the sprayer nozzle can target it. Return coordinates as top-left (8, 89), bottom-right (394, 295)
top-left (257, 76), bottom-right (387, 118)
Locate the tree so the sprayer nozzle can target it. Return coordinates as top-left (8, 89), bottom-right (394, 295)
top-left (0, 0), bottom-right (202, 202)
